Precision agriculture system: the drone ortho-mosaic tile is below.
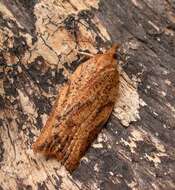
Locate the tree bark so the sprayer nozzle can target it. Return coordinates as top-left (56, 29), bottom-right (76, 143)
top-left (0, 0), bottom-right (175, 190)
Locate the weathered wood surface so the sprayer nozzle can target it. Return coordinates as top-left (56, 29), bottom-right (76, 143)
top-left (0, 0), bottom-right (175, 189)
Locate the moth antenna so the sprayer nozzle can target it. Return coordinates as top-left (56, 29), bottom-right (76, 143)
top-left (78, 51), bottom-right (94, 57)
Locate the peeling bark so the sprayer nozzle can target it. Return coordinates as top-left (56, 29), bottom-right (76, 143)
top-left (0, 0), bottom-right (175, 190)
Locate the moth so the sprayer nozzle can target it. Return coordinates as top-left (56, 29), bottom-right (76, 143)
top-left (32, 45), bottom-right (120, 172)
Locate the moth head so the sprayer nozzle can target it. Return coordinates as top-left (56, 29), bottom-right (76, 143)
top-left (100, 44), bottom-right (120, 62)
top-left (105, 44), bottom-right (120, 56)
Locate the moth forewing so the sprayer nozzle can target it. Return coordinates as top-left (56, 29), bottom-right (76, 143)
top-left (32, 45), bottom-right (120, 172)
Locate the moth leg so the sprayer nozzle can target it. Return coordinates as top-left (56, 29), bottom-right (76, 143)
top-left (63, 103), bottom-right (114, 172)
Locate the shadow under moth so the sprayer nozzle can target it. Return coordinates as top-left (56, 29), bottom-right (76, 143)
top-left (32, 45), bottom-right (120, 172)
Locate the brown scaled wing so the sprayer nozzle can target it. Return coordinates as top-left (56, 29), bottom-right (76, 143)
top-left (32, 46), bottom-right (119, 172)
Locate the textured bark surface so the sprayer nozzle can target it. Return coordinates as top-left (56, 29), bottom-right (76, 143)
top-left (0, 0), bottom-right (175, 190)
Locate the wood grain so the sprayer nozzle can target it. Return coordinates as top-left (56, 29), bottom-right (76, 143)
top-left (1, 0), bottom-right (175, 189)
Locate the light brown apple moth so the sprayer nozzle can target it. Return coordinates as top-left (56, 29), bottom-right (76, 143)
top-left (32, 45), bottom-right (120, 172)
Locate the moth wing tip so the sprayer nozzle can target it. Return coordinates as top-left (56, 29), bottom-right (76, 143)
top-left (32, 142), bottom-right (38, 153)
top-left (32, 139), bottom-right (44, 153)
